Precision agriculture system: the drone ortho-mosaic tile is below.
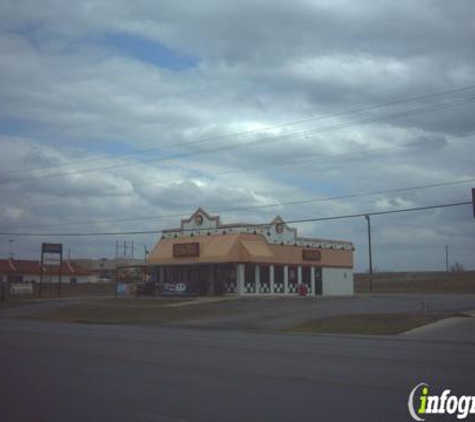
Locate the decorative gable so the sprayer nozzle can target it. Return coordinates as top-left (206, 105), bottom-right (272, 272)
top-left (267, 216), bottom-right (297, 244)
top-left (181, 207), bottom-right (220, 231)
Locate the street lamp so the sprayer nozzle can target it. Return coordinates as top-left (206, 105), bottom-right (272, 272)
top-left (365, 215), bottom-right (373, 292)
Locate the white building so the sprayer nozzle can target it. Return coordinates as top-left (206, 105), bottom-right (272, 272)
top-left (147, 208), bottom-right (354, 296)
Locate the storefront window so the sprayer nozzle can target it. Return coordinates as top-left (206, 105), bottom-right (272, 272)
top-left (259, 265), bottom-right (270, 293)
top-left (288, 266), bottom-right (298, 293)
top-left (274, 266), bottom-right (284, 294)
top-left (244, 264), bottom-right (256, 293)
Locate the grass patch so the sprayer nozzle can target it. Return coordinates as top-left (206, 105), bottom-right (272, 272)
top-left (83, 298), bottom-right (192, 307)
top-left (286, 313), bottom-right (453, 335)
top-left (0, 299), bottom-right (35, 311)
top-left (355, 271), bottom-right (475, 294)
top-left (22, 298), bottom-right (232, 325)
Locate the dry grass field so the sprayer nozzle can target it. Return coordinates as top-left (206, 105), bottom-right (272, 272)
top-left (22, 298), bottom-right (234, 325)
top-left (355, 271), bottom-right (475, 294)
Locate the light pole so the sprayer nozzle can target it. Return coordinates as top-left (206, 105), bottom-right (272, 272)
top-left (365, 215), bottom-right (373, 292)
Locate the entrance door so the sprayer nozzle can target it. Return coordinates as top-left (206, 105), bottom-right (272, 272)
top-left (193, 267), bottom-right (208, 295)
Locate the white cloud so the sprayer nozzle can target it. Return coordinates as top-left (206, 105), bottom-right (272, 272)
top-left (0, 1), bottom-right (474, 270)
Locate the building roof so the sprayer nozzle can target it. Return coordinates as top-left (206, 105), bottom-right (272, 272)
top-left (161, 208), bottom-right (354, 250)
top-left (0, 259), bottom-right (90, 276)
top-left (147, 233), bottom-right (353, 268)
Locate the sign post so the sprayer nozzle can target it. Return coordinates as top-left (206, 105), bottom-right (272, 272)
top-left (40, 243), bottom-right (63, 298)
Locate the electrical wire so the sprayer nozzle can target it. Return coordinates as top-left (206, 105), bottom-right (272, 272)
top-left (101, 131), bottom-right (474, 194)
top-left (1, 94), bottom-right (475, 185)
top-left (2, 176), bottom-right (474, 230)
top-left (1, 83), bottom-right (474, 177)
top-left (0, 201), bottom-right (471, 237)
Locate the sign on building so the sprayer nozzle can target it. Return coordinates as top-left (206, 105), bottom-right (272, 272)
top-left (173, 243), bottom-right (200, 258)
top-left (10, 284), bottom-right (33, 295)
top-left (302, 249), bottom-right (321, 261)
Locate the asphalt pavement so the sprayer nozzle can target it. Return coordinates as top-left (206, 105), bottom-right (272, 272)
top-left (1, 311), bottom-right (475, 422)
top-left (168, 293), bottom-right (475, 330)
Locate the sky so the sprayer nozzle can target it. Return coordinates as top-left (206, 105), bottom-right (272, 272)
top-left (0, 0), bottom-right (474, 271)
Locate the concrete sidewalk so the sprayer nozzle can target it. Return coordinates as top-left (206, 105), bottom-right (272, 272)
top-left (164, 296), bottom-right (242, 307)
top-left (401, 314), bottom-right (475, 342)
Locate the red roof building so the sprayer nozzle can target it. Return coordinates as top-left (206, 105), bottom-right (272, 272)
top-left (0, 259), bottom-right (90, 283)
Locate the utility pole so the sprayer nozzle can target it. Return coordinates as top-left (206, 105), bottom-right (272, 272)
top-left (365, 215), bottom-right (373, 292)
top-left (445, 244), bottom-right (449, 272)
top-left (8, 239), bottom-right (14, 259)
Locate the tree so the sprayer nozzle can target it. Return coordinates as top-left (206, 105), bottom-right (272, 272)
top-left (450, 261), bottom-right (465, 272)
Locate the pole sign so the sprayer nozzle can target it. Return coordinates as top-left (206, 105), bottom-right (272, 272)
top-left (42, 243), bottom-right (63, 254)
top-left (40, 243), bottom-right (63, 298)
top-left (472, 188), bottom-right (475, 218)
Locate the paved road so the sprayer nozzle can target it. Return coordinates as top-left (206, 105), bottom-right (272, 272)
top-left (1, 317), bottom-right (475, 422)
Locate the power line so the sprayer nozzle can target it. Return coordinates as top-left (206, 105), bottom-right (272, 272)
top-left (288, 201), bottom-right (472, 224)
top-left (0, 201), bottom-right (470, 237)
top-left (2, 177), bottom-right (475, 230)
top-left (1, 94), bottom-right (475, 186)
top-left (0, 178), bottom-right (475, 229)
top-left (98, 131), bottom-right (475, 195)
top-left (2, 83), bottom-right (475, 178)
top-left (5, 132), bottom-right (457, 199)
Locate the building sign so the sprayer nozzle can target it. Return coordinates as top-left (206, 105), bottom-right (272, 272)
top-left (302, 249), bottom-right (321, 261)
top-left (10, 283), bottom-right (33, 295)
top-left (173, 242), bottom-right (200, 258)
top-left (42, 243), bottom-right (63, 265)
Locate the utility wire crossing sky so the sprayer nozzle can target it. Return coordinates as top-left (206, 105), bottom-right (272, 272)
top-left (0, 0), bottom-right (474, 271)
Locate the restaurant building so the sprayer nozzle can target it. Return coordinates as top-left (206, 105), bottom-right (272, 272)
top-left (147, 208), bottom-right (354, 296)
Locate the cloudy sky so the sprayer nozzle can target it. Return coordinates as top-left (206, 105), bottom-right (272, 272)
top-left (0, 0), bottom-right (474, 271)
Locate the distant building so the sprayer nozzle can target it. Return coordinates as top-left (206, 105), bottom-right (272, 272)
top-left (0, 259), bottom-right (90, 284)
top-left (147, 208), bottom-right (354, 296)
top-left (70, 258), bottom-right (145, 282)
